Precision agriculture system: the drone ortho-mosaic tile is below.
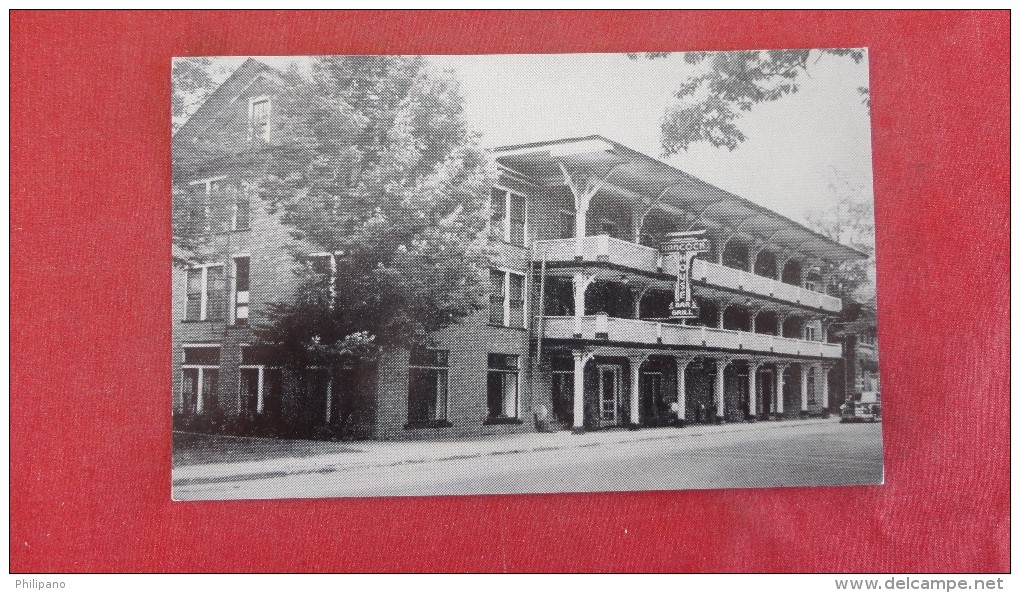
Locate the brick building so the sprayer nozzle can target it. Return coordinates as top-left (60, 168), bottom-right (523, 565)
top-left (172, 59), bottom-right (869, 440)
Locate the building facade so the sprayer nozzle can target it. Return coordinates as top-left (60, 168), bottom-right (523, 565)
top-left (172, 61), bottom-right (869, 441)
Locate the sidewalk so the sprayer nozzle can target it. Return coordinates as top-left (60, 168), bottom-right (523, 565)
top-left (172, 417), bottom-right (840, 486)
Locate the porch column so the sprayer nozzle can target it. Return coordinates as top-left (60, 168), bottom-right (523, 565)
top-left (628, 355), bottom-right (647, 429)
top-left (800, 363), bottom-right (810, 416)
top-left (775, 253), bottom-right (791, 281)
top-left (325, 370), bottom-right (334, 423)
top-left (633, 285), bottom-right (652, 320)
top-left (571, 350), bottom-right (593, 434)
top-left (820, 363), bottom-right (832, 417)
top-left (572, 272), bottom-right (591, 338)
top-left (715, 359), bottom-right (729, 423)
top-left (776, 313), bottom-right (788, 337)
top-left (750, 308), bottom-right (763, 333)
top-left (775, 363), bottom-right (788, 419)
top-left (675, 357), bottom-right (692, 425)
top-left (718, 299), bottom-right (729, 329)
top-left (559, 162), bottom-right (620, 260)
top-left (747, 360), bottom-right (761, 421)
top-left (256, 367), bottom-right (265, 414)
top-left (748, 243), bottom-right (765, 274)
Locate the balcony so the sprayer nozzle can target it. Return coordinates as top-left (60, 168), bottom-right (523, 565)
top-left (532, 235), bottom-right (842, 313)
top-left (542, 315), bottom-right (842, 359)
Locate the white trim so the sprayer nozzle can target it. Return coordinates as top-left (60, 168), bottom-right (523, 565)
top-left (248, 95), bottom-right (272, 142)
top-left (232, 255), bottom-right (251, 323)
top-left (408, 350), bottom-right (451, 422)
top-left (491, 185), bottom-right (528, 246)
top-left (237, 366), bottom-right (267, 414)
top-left (493, 138), bottom-right (614, 159)
top-left (306, 251), bottom-right (343, 305)
top-left (491, 268), bottom-right (527, 329)
top-left (181, 343), bottom-right (221, 352)
top-left (487, 354), bottom-right (522, 419)
top-left (184, 264), bottom-right (225, 321)
top-left (496, 163), bottom-right (539, 186)
top-left (200, 266), bottom-right (208, 319)
top-left (597, 364), bottom-right (623, 424)
top-left (187, 175), bottom-right (228, 186)
top-left (180, 359), bottom-right (220, 415)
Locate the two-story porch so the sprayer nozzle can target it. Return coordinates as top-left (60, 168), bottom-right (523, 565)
top-left (497, 136), bottom-right (867, 433)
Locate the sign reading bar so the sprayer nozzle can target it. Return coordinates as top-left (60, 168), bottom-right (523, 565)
top-left (660, 230), bottom-right (711, 320)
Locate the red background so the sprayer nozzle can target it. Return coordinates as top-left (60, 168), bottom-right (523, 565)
top-left (10, 11), bottom-right (1010, 573)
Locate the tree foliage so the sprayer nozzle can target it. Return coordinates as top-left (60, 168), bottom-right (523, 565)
top-left (630, 49), bottom-right (867, 155)
top-left (171, 58), bottom-right (218, 133)
top-left (252, 56), bottom-right (497, 369)
top-left (805, 168), bottom-right (876, 302)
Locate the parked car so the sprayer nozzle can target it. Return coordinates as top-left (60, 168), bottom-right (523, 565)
top-left (841, 391), bottom-right (881, 423)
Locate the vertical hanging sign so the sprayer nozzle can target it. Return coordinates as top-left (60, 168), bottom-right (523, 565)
top-left (660, 230), bottom-right (711, 319)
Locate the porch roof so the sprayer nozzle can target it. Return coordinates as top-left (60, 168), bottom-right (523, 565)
top-left (492, 135), bottom-right (869, 264)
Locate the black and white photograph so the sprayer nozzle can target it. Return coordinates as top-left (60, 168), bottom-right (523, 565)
top-left (171, 50), bottom-right (882, 501)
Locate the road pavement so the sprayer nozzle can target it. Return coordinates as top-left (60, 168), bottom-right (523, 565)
top-left (173, 419), bottom-right (883, 500)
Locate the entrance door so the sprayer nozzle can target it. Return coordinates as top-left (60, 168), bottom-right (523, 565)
top-left (551, 372), bottom-right (574, 425)
top-left (598, 365), bottom-right (621, 425)
top-left (640, 372), bottom-right (663, 426)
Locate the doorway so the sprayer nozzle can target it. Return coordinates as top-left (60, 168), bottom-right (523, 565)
top-left (598, 365), bottom-right (622, 426)
top-left (640, 371), bottom-right (664, 426)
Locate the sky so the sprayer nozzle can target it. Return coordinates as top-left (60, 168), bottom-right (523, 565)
top-left (198, 52), bottom-right (874, 227)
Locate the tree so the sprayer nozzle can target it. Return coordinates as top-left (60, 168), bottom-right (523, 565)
top-left (805, 168), bottom-right (876, 302)
top-left (251, 56), bottom-right (496, 413)
top-left (629, 49), bottom-right (868, 155)
top-left (171, 57), bottom-right (218, 133)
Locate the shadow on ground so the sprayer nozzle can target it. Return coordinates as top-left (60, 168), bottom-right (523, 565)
top-left (173, 432), bottom-right (364, 467)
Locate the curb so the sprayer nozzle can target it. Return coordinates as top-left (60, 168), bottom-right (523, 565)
top-left (173, 418), bottom-right (838, 487)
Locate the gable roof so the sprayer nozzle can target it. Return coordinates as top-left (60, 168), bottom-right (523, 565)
top-left (493, 135), bottom-right (869, 264)
top-left (172, 58), bottom-right (277, 150)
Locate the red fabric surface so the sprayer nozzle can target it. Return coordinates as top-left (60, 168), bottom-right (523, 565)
top-left (10, 10), bottom-right (1009, 573)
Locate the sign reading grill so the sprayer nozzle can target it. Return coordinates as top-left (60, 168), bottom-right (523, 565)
top-left (660, 230), bottom-right (711, 320)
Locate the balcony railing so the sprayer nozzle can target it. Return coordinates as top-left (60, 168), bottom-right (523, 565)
top-left (542, 315), bottom-right (842, 359)
top-left (532, 235), bottom-right (842, 313)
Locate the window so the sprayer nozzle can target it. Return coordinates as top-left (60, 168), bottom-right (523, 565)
top-left (489, 270), bottom-right (505, 325)
top-left (184, 263), bottom-right (226, 321)
top-left (181, 346), bottom-right (220, 414)
top-left (306, 252), bottom-right (342, 305)
top-left (249, 97), bottom-right (271, 142)
top-left (489, 187), bottom-right (527, 245)
top-left (233, 187), bottom-right (251, 231)
top-left (487, 354), bottom-right (520, 421)
top-left (234, 256), bottom-right (250, 323)
top-left (508, 273), bottom-right (524, 327)
top-left (187, 176), bottom-right (228, 233)
top-left (238, 346), bottom-right (282, 416)
top-left (489, 269), bottom-right (525, 328)
top-left (407, 349), bottom-right (450, 426)
top-left (804, 325), bottom-right (817, 341)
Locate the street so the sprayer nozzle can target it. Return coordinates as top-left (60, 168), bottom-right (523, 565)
top-left (173, 420), bottom-right (883, 500)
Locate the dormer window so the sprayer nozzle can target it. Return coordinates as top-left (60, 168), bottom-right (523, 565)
top-left (248, 97), bottom-right (271, 142)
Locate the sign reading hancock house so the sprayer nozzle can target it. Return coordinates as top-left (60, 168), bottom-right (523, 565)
top-left (661, 230), bottom-right (711, 320)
